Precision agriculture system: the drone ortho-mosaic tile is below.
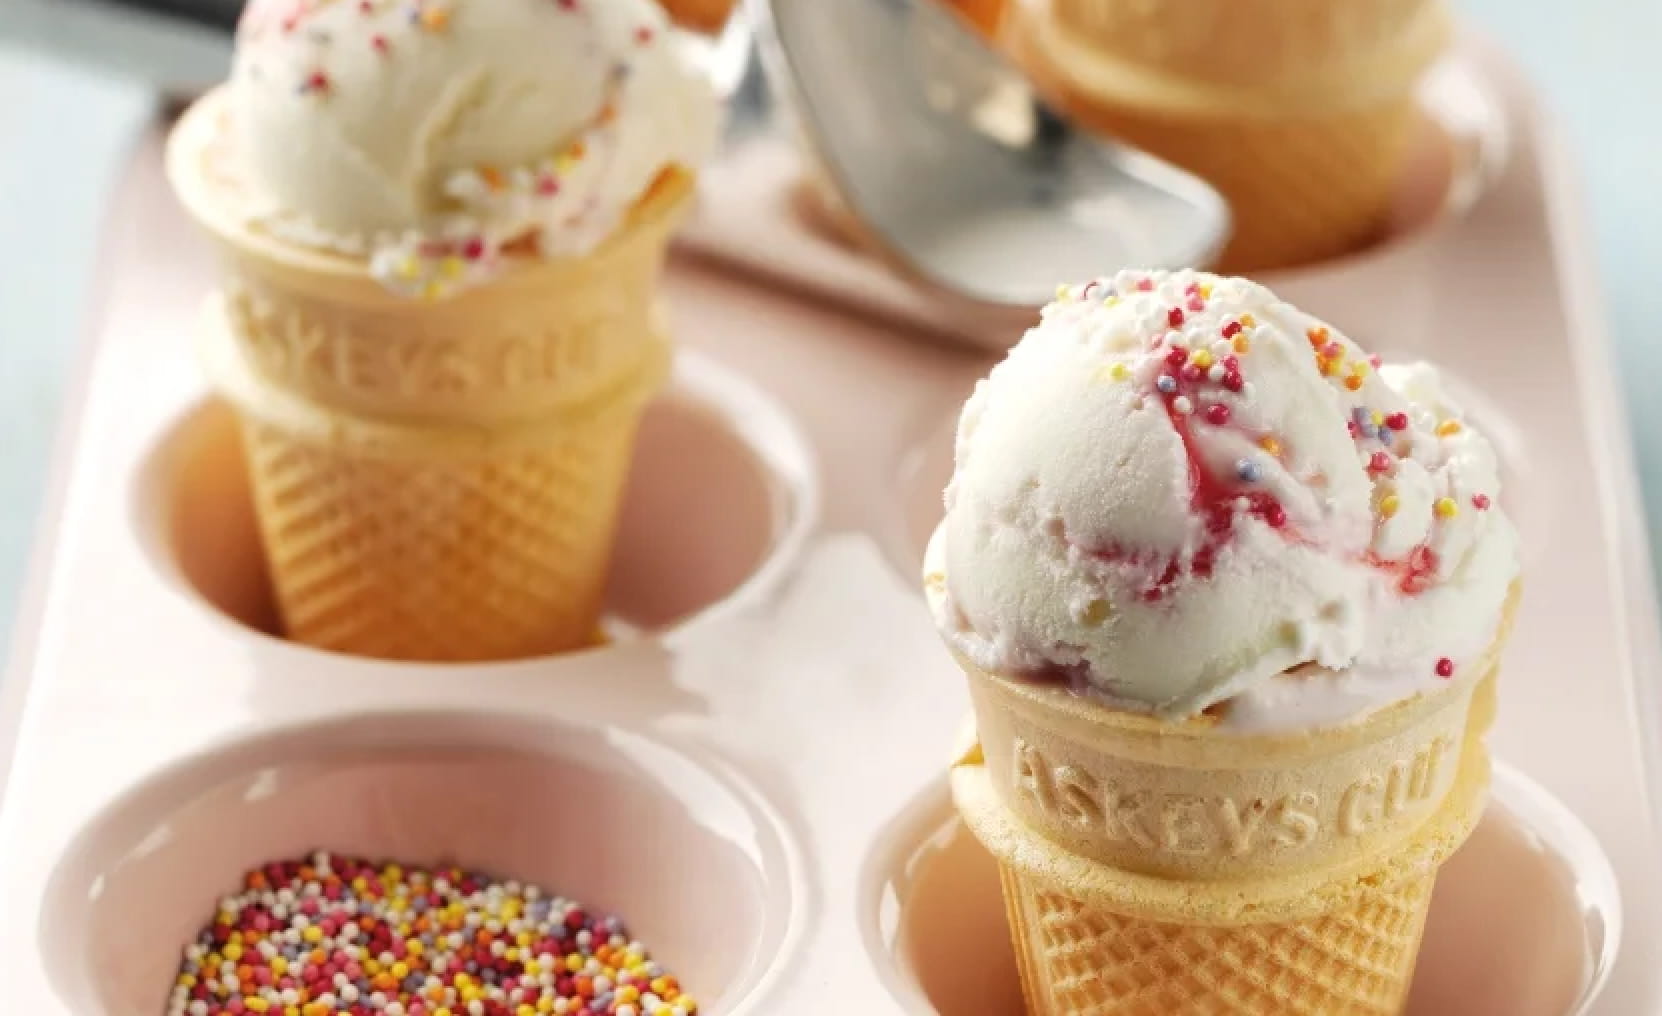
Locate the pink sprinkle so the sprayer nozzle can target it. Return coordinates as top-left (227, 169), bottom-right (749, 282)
top-left (635, 24), bottom-right (654, 43)
top-left (372, 33), bottom-right (389, 52)
top-left (1472, 493), bottom-right (1492, 511)
top-left (1187, 296), bottom-right (1205, 312)
top-left (1135, 278), bottom-right (1154, 291)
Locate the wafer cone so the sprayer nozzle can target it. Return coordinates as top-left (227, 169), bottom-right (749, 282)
top-left (168, 91), bottom-right (693, 661)
top-left (657, 0), bottom-right (737, 35)
top-left (951, 589), bottom-right (1517, 1014)
top-left (1011, 0), bottom-right (1450, 271)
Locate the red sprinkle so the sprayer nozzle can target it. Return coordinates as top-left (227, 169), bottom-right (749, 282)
top-left (1385, 412), bottom-right (1409, 431)
top-left (1264, 503), bottom-right (1288, 528)
top-left (1181, 364), bottom-right (1205, 383)
top-left (1221, 320), bottom-right (1243, 338)
top-left (1204, 404), bottom-right (1231, 425)
top-left (462, 237), bottom-right (485, 260)
top-left (1435, 657), bottom-right (1455, 678)
top-left (1167, 307), bottom-right (1185, 327)
top-left (1166, 347), bottom-right (1189, 370)
top-left (1368, 451), bottom-right (1392, 474)
top-left (1222, 371), bottom-right (1244, 392)
top-left (1472, 493), bottom-right (1492, 510)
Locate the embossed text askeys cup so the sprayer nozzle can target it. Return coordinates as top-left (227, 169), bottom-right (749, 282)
top-left (941, 566), bottom-right (1520, 1015)
top-left (167, 91), bottom-right (693, 662)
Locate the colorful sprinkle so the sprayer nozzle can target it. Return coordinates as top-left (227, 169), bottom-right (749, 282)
top-left (1306, 325), bottom-right (1329, 349)
top-left (1190, 349), bottom-right (1214, 370)
top-left (1172, 396), bottom-right (1194, 415)
top-left (1258, 435), bottom-right (1281, 457)
top-left (1167, 307), bottom-right (1185, 327)
top-left (1367, 451), bottom-right (1392, 474)
top-left (1156, 375), bottom-right (1178, 394)
top-left (1435, 657), bottom-right (1455, 678)
top-left (1436, 420), bottom-right (1464, 437)
top-left (1236, 459), bottom-right (1263, 483)
top-left (167, 853), bottom-right (696, 1016)
top-left (1384, 412), bottom-right (1409, 431)
top-left (1379, 494), bottom-right (1401, 518)
top-left (1204, 404), bottom-right (1231, 425)
top-left (1221, 320), bottom-right (1243, 339)
top-left (1472, 493), bottom-right (1492, 511)
top-left (1344, 374), bottom-right (1364, 391)
top-left (1434, 496), bottom-right (1459, 518)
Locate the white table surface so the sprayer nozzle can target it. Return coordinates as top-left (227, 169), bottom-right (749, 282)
top-left (0, 0), bottom-right (1658, 657)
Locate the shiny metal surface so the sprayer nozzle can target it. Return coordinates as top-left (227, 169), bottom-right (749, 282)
top-left (748, 0), bottom-right (1229, 311)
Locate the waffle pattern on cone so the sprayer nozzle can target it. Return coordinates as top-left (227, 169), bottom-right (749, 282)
top-left (239, 405), bottom-right (639, 661)
top-left (1000, 861), bottom-right (1433, 1015)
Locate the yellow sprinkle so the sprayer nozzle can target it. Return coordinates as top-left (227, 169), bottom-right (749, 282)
top-left (1380, 494), bottom-right (1400, 518)
top-left (1372, 410), bottom-right (1385, 427)
top-left (272, 957), bottom-right (288, 976)
top-left (1352, 361), bottom-right (1371, 377)
top-left (1199, 283), bottom-right (1213, 298)
top-left (1435, 497), bottom-right (1459, 518)
top-left (1104, 294), bottom-right (1120, 307)
top-left (1081, 600), bottom-right (1112, 626)
top-left (394, 257), bottom-right (420, 281)
top-left (177, 974), bottom-right (197, 988)
top-left (224, 944), bottom-right (244, 962)
top-left (246, 1000), bottom-right (271, 1014)
top-left (1240, 313), bottom-right (1256, 327)
top-left (1436, 420), bottom-right (1463, 437)
top-left (302, 926), bottom-right (323, 944)
top-left (1190, 349), bottom-right (1214, 369)
top-left (1055, 283), bottom-right (1071, 301)
top-left (421, 282), bottom-right (444, 300)
top-left (1258, 436), bottom-right (1281, 456)
top-left (1231, 334), bottom-right (1251, 353)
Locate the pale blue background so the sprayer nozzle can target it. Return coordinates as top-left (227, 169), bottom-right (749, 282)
top-left (0, 0), bottom-right (1657, 655)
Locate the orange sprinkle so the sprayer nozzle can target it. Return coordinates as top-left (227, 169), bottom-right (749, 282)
top-left (1344, 375), bottom-right (1363, 391)
top-left (1258, 436), bottom-right (1282, 456)
top-left (420, 5), bottom-right (449, 30)
top-left (1436, 420), bottom-right (1463, 437)
top-left (1307, 325), bottom-right (1329, 349)
top-left (480, 166), bottom-right (505, 191)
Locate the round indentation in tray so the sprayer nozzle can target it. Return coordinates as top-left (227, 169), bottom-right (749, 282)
top-left (860, 764), bottom-right (1618, 1015)
top-left (133, 352), bottom-right (817, 649)
top-left (41, 711), bottom-right (798, 1016)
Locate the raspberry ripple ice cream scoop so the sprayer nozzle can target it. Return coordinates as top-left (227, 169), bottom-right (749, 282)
top-left (929, 268), bottom-right (1519, 731)
top-left (229, 0), bottom-right (718, 298)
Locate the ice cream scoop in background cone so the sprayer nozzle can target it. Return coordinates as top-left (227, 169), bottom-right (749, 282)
top-left (169, 92), bottom-right (692, 661)
top-left (948, 590), bottom-right (1516, 1015)
top-left (1011, 0), bottom-right (1452, 271)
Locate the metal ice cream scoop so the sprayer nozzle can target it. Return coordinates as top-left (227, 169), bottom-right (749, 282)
top-left (749, 0), bottom-right (1230, 311)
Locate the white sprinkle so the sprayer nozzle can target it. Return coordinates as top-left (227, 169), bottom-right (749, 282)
top-left (1172, 396), bottom-right (1193, 415)
top-left (1207, 365), bottom-right (1226, 383)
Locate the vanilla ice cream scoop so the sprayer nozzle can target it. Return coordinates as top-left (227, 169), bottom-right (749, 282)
top-left (230, 0), bottom-right (718, 296)
top-left (927, 270), bottom-right (1519, 731)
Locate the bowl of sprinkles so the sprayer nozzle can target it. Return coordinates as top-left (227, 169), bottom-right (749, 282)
top-left (168, 853), bottom-right (694, 1016)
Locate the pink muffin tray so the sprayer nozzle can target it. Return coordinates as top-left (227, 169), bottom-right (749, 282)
top-left (1, 28), bottom-right (1658, 1016)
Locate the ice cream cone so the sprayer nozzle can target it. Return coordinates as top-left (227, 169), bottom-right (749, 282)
top-left (950, 589), bottom-right (1517, 1014)
top-left (1011, 0), bottom-right (1450, 271)
top-left (656, 0), bottom-right (737, 34)
top-left (169, 92), bottom-right (692, 661)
